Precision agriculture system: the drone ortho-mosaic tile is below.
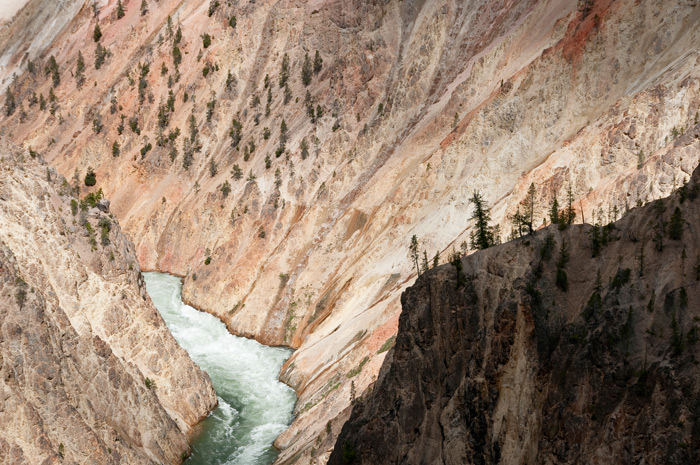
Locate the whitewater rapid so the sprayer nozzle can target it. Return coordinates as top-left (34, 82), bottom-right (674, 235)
top-left (143, 272), bottom-right (296, 465)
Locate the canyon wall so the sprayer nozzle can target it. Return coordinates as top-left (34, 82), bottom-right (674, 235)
top-left (0, 139), bottom-right (216, 464)
top-left (2, 0), bottom-right (700, 461)
top-left (329, 158), bottom-right (700, 465)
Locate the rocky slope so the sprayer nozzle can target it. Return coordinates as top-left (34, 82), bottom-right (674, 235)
top-left (3, 0), bottom-right (700, 461)
top-left (0, 138), bottom-right (216, 464)
top-left (329, 162), bottom-right (700, 464)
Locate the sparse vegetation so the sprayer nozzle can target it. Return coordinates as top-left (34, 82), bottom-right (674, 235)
top-left (84, 167), bottom-right (97, 187)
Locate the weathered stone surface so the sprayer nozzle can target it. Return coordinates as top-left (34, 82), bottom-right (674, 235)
top-left (3, 0), bottom-right (700, 461)
top-left (0, 140), bottom-right (216, 464)
top-left (330, 163), bottom-right (700, 464)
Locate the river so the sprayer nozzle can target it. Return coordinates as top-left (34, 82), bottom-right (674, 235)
top-left (143, 272), bottom-right (296, 465)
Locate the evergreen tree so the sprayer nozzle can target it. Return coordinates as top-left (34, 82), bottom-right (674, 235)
top-left (301, 52), bottom-right (312, 86)
top-left (409, 235), bottom-right (420, 275)
top-left (75, 51), bottom-right (86, 88)
top-left (313, 50), bottom-right (323, 74)
top-left (469, 191), bottom-right (495, 250)
top-left (549, 196), bottom-right (560, 226)
top-left (112, 141), bottom-right (120, 157)
top-left (45, 55), bottom-right (60, 87)
top-left (300, 137), bottom-right (309, 160)
top-left (432, 251), bottom-right (440, 268)
top-left (116, 0), bottom-right (125, 19)
top-left (140, 0), bottom-right (148, 16)
top-left (4, 87), bottom-right (15, 117)
top-left (669, 207), bottom-right (684, 240)
top-left (95, 43), bottom-right (108, 69)
top-left (524, 182), bottom-right (536, 234)
top-left (84, 167), bottom-right (97, 186)
top-left (93, 23), bottom-right (102, 42)
top-left (279, 53), bottom-right (289, 88)
top-left (421, 250), bottom-right (429, 274)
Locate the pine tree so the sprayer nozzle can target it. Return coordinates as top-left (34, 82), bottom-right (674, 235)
top-left (279, 53), bottom-right (289, 88)
top-left (549, 196), bottom-right (560, 226)
top-left (75, 51), bottom-right (86, 88)
top-left (93, 23), bottom-right (102, 42)
top-left (116, 0), bottom-right (125, 19)
top-left (4, 87), bottom-right (15, 116)
top-left (112, 141), bottom-right (120, 157)
top-left (432, 251), bottom-right (440, 268)
top-left (301, 52), bottom-right (312, 86)
top-left (300, 137), bottom-right (309, 160)
top-left (469, 191), bottom-right (495, 250)
top-left (409, 235), bottom-right (420, 275)
top-left (45, 55), bottom-right (60, 87)
top-left (524, 182), bottom-right (536, 234)
top-left (669, 207), bottom-right (684, 240)
top-left (313, 50), bottom-right (323, 74)
top-left (421, 250), bottom-right (429, 273)
top-left (140, 0), bottom-right (148, 16)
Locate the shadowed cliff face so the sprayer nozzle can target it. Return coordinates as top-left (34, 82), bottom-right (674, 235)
top-left (4, 0), bottom-right (700, 461)
top-left (329, 163), bottom-right (700, 464)
top-left (0, 139), bottom-right (216, 464)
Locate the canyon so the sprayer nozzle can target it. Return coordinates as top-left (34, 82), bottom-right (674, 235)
top-left (329, 157), bottom-right (700, 465)
top-left (0, 138), bottom-right (216, 464)
top-left (2, 0), bottom-right (700, 463)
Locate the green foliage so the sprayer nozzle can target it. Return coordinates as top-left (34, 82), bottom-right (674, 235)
top-left (340, 441), bottom-right (357, 464)
top-left (264, 154), bottom-right (271, 170)
top-left (469, 191), bottom-right (497, 250)
top-left (84, 167), bottom-right (97, 187)
top-left (409, 235), bottom-right (420, 275)
top-left (301, 52), bottom-right (312, 86)
top-left (229, 165), bottom-right (242, 181)
top-left (610, 268), bottom-right (631, 290)
top-left (209, 159), bottom-right (218, 177)
top-left (45, 55), bottom-right (60, 87)
top-left (93, 23), bottom-right (102, 42)
top-left (144, 377), bottom-right (155, 389)
top-left (129, 116), bottom-right (140, 135)
top-left (668, 207), bottom-right (684, 240)
top-left (4, 87), bottom-right (15, 116)
top-left (314, 50), bottom-right (323, 74)
top-left (263, 127), bottom-right (271, 140)
top-left (208, 0), bottom-right (220, 16)
top-left (228, 15), bottom-right (237, 28)
top-left (377, 335), bottom-right (396, 354)
top-left (112, 141), bottom-right (120, 157)
top-left (172, 44), bottom-right (182, 67)
top-left (82, 189), bottom-right (103, 208)
top-left (229, 119), bottom-right (242, 148)
top-left (140, 142), bottom-right (152, 158)
top-left (95, 43), bottom-right (108, 69)
top-left (116, 0), bottom-right (125, 19)
top-left (75, 51), bottom-right (86, 87)
top-left (70, 199), bottom-right (78, 215)
top-left (279, 53), bottom-right (289, 88)
top-left (99, 217), bottom-right (111, 245)
top-left (202, 33), bottom-right (212, 48)
top-left (300, 137), bottom-right (309, 160)
top-left (221, 180), bottom-right (231, 198)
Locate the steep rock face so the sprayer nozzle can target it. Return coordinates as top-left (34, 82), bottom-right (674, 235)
top-left (3, 0), bottom-right (700, 461)
top-left (0, 139), bottom-right (216, 464)
top-left (329, 164), bottom-right (700, 464)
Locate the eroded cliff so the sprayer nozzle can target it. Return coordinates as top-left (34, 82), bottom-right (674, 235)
top-left (329, 163), bottom-right (700, 464)
top-left (0, 139), bottom-right (216, 464)
top-left (3, 0), bottom-right (700, 461)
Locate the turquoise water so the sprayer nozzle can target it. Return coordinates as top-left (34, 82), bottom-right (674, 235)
top-left (143, 272), bottom-right (296, 465)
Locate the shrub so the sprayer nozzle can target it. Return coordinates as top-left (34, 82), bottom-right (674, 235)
top-left (84, 167), bottom-right (97, 186)
top-left (221, 181), bottom-right (231, 197)
top-left (112, 141), bottom-right (120, 157)
top-left (93, 24), bottom-right (102, 42)
top-left (202, 33), bottom-right (211, 48)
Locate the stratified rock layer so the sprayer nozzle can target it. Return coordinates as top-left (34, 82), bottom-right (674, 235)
top-left (3, 0), bottom-right (700, 461)
top-left (330, 164), bottom-right (700, 464)
top-left (0, 139), bottom-right (216, 465)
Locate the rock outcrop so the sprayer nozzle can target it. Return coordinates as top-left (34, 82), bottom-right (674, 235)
top-left (329, 163), bottom-right (700, 464)
top-left (0, 139), bottom-right (216, 464)
top-left (3, 0), bottom-right (700, 461)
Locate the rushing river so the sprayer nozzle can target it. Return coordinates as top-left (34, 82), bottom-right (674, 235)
top-left (143, 272), bottom-right (296, 465)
